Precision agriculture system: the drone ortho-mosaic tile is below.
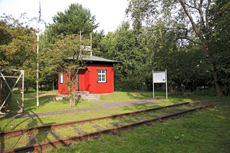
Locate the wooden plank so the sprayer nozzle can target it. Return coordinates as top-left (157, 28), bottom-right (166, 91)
top-left (72, 126), bottom-right (87, 135)
top-left (109, 122), bottom-right (123, 127)
top-left (27, 134), bottom-right (38, 146)
top-left (155, 111), bottom-right (169, 115)
top-left (0, 135), bottom-right (5, 152)
top-left (123, 119), bottom-right (137, 123)
top-left (51, 130), bottom-right (64, 139)
top-left (91, 125), bottom-right (105, 131)
top-left (135, 116), bottom-right (148, 120)
top-left (147, 114), bottom-right (161, 117)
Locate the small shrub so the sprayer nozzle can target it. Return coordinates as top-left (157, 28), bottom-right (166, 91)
top-left (194, 87), bottom-right (217, 96)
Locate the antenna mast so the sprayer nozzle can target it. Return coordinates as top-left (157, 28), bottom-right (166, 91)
top-left (90, 33), bottom-right (92, 56)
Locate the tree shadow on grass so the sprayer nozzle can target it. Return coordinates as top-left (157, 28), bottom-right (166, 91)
top-left (0, 127), bottom-right (4, 152)
top-left (24, 111), bottom-right (73, 151)
top-left (0, 111), bottom-right (61, 151)
top-left (120, 95), bottom-right (194, 112)
top-left (9, 94), bottom-right (70, 113)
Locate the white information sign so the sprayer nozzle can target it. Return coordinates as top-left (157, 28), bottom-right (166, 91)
top-left (153, 72), bottom-right (166, 83)
top-left (152, 69), bottom-right (168, 99)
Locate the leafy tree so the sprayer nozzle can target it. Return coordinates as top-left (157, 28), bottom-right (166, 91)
top-left (138, 19), bottom-right (210, 92)
top-left (209, 0), bottom-right (230, 95)
top-left (0, 14), bottom-right (37, 110)
top-left (46, 3), bottom-right (99, 43)
top-left (101, 22), bottom-right (146, 90)
top-left (41, 3), bottom-right (102, 91)
top-left (40, 34), bottom-right (90, 107)
top-left (126, 0), bottom-right (227, 97)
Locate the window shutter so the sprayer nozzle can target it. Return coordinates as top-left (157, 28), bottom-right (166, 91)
top-left (97, 69), bottom-right (99, 83)
top-left (105, 70), bottom-right (107, 83)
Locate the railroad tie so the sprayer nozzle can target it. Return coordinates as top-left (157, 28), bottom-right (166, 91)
top-left (147, 114), bottom-right (161, 117)
top-left (0, 135), bottom-right (5, 152)
top-left (155, 111), bottom-right (169, 115)
top-left (123, 119), bottom-right (137, 123)
top-left (170, 108), bottom-right (188, 113)
top-left (27, 133), bottom-right (38, 146)
top-left (135, 116), bottom-right (148, 120)
top-left (51, 130), bottom-right (65, 139)
top-left (71, 125), bottom-right (87, 135)
top-left (109, 122), bottom-right (123, 127)
top-left (91, 125), bottom-right (105, 131)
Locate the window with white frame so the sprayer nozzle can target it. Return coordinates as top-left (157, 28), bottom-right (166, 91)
top-left (97, 69), bottom-right (107, 83)
top-left (60, 72), bottom-right (63, 84)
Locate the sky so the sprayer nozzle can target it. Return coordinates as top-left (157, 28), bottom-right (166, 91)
top-left (0, 0), bottom-right (130, 34)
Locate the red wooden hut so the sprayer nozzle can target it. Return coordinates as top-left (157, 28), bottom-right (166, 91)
top-left (58, 56), bottom-right (120, 94)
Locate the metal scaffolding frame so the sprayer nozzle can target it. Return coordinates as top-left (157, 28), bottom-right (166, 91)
top-left (0, 69), bottom-right (24, 114)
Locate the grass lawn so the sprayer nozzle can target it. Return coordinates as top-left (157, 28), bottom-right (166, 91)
top-left (0, 91), bottom-right (229, 152)
top-left (7, 90), bottom-right (102, 113)
top-left (52, 96), bottom-right (230, 153)
top-left (100, 91), bottom-right (167, 102)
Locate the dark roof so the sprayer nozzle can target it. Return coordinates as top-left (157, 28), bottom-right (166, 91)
top-left (67, 55), bottom-right (121, 63)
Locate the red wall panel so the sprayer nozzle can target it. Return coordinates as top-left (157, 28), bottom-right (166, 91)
top-left (87, 64), bottom-right (114, 94)
top-left (58, 64), bottom-right (114, 94)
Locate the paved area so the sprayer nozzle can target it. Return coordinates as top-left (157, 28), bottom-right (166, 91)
top-left (0, 98), bottom-right (164, 119)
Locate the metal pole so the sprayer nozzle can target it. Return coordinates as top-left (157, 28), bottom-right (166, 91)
top-left (36, 33), bottom-right (39, 106)
top-left (166, 68), bottom-right (168, 99)
top-left (80, 31), bottom-right (81, 55)
top-left (21, 70), bottom-right (24, 112)
top-left (152, 70), bottom-right (154, 98)
top-left (90, 33), bottom-right (92, 56)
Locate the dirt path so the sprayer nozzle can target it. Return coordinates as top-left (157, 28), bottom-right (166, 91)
top-left (0, 98), bottom-right (164, 119)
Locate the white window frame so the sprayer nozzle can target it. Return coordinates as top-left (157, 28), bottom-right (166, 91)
top-left (97, 69), bottom-right (107, 83)
top-left (60, 72), bottom-right (63, 84)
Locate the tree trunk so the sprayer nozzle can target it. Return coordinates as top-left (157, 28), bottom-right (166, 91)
top-left (52, 78), bottom-right (54, 91)
top-left (203, 46), bottom-right (224, 97)
top-left (212, 68), bottom-right (224, 97)
top-left (179, 0), bottom-right (224, 97)
top-left (70, 91), bottom-right (75, 107)
top-left (0, 78), bottom-right (2, 106)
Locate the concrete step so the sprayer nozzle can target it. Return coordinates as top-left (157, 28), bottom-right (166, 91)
top-left (74, 91), bottom-right (100, 101)
top-left (85, 98), bottom-right (98, 101)
top-left (75, 91), bottom-right (90, 95)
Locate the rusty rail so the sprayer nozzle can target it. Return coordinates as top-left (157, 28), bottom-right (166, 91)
top-left (0, 102), bottom-right (189, 138)
top-left (2, 103), bottom-right (213, 153)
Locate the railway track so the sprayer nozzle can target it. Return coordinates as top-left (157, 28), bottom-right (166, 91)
top-left (0, 102), bottom-right (214, 153)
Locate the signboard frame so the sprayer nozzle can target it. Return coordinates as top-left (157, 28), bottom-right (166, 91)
top-left (152, 69), bottom-right (168, 99)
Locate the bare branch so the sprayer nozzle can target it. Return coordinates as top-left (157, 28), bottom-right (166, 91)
top-left (184, 2), bottom-right (199, 10)
top-left (179, 0), bottom-right (203, 40)
top-left (177, 36), bottom-right (202, 45)
top-left (175, 27), bottom-right (202, 45)
top-left (198, 0), bottom-right (205, 32)
top-left (205, 0), bottom-right (211, 27)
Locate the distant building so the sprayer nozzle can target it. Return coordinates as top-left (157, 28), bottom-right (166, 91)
top-left (58, 56), bottom-right (120, 94)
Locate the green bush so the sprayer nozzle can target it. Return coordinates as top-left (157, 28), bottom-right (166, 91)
top-left (194, 87), bottom-right (217, 96)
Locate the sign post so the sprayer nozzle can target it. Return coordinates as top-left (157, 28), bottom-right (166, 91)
top-left (152, 69), bottom-right (168, 99)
